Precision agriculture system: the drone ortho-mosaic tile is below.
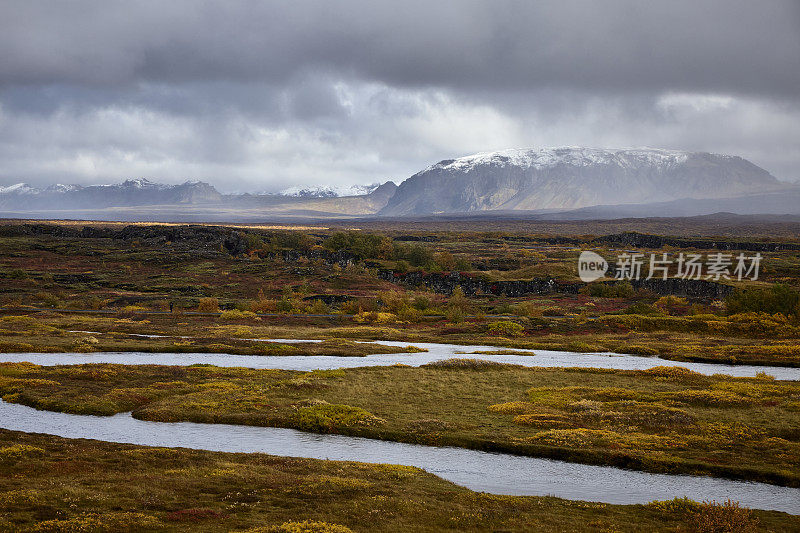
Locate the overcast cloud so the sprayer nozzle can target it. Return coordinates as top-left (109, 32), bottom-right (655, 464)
top-left (1, 0), bottom-right (798, 192)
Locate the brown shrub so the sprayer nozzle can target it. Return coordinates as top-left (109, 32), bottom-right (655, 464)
top-left (197, 297), bottom-right (220, 312)
top-left (691, 500), bottom-right (759, 533)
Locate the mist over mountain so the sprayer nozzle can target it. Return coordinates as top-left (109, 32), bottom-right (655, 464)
top-left (380, 148), bottom-right (785, 216)
top-left (0, 177), bottom-right (398, 221)
top-left (0, 179), bottom-right (222, 209)
top-left (0, 148), bottom-right (795, 221)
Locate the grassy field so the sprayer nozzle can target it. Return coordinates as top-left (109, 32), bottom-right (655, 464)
top-left (2, 220), bottom-right (800, 530)
top-left (2, 361), bottom-right (798, 486)
top-left (0, 314), bottom-right (426, 357)
top-left (1, 429), bottom-right (797, 532)
top-left (2, 221), bottom-right (800, 367)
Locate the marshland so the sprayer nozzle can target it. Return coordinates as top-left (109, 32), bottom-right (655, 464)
top-left (1, 220), bottom-right (800, 531)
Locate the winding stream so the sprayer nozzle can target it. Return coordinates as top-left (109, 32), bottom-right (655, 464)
top-left (3, 341), bottom-right (798, 512)
top-left (1, 340), bottom-right (798, 379)
top-left (2, 400), bottom-right (797, 513)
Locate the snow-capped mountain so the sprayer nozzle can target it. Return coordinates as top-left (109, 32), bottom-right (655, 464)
top-left (0, 179), bottom-right (222, 209)
top-left (0, 183), bottom-right (39, 195)
top-left (381, 147), bottom-right (785, 216)
top-left (110, 178), bottom-right (167, 189)
top-left (280, 183), bottom-right (382, 198)
top-left (426, 147), bottom-right (693, 173)
top-left (45, 184), bottom-right (83, 193)
top-left (0, 178), bottom-right (398, 217)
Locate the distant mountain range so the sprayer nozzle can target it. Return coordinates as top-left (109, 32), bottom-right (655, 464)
top-left (1, 147), bottom-right (797, 221)
top-left (0, 177), bottom-right (398, 220)
top-left (0, 178), bottom-right (396, 208)
top-left (0, 179), bottom-right (223, 209)
top-left (380, 147), bottom-right (788, 216)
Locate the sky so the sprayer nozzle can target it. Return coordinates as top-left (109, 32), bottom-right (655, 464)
top-left (0, 0), bottom-right (798, 193)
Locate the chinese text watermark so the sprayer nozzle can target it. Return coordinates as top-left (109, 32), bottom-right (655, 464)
top-left (578, 251), bottom-right (761, 282)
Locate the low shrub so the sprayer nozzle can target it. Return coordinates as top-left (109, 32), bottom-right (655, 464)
top-left (642, 366), bottom-right (703, 379)
top-left (29, 512), bottom-right (161, 532)
top-left (247, 520), bottom-right (354, 533)
top-left (625, 344), bottom-right (659, 356)
top-left (424, 358), bottom-right (513, 370)
top-left (508, 301), bottom-right (543, 317)
top-left (691, 500), bottom-right (759, 533)
top-left (219, 309), bottom-right (258, 320)
top-left (0, 489), bottom-right (43, 509)
top-left (565, 341), bottom-right (605, 353)
top-left (527, 428), bottom-right (622, 448)
top-left (250, 298), bottom-right (277, 313)
top-left (568, 399), bottom-right (602, 411)
top-left (654, 295), bottom-right (689, 315)
top-left (0, 444), bottom-right (45, 462)
top-left (291, 403), bottom-right (385, 432)
top-left (396, 305), bottom-right (423, 322)
top-left (666, 389), bottom-right (749, 407)
top-left (0, 342), bottom-right (35, 352)
top-left (647, 496), bottom-right (701, 514)
top-left (353, 311), bottom-right (397, 324)
top-left (487, 320), bottom-right (525, 337)
top-left (197, 297), bottom-right (220, 312)
top-left (513, 414), bottom-right (571, 428)
top-left (726, 284), bottom-right (800, 317)
top-left (487, 401), bottom-right (535, 414)
top-left (412, 295), bottom-right (431, 311)
top-left (5, 269), bottom-right (28, 280)
top-left (586, 281), bottom-right (635, 298)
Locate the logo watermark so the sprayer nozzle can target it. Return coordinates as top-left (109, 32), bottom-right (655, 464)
top-left (577, 251), bottom-right (762, 281)
top-left (578, 251), bottom-right (609, 282)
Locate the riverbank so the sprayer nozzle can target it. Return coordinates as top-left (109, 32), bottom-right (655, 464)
top-left (2, 361), bottom-right (798, 487)
top-left (1, 429), bottom-right (797, 532)
top-left (3, 311), bottom-right (800, 368)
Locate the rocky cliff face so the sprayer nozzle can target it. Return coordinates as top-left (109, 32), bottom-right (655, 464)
top-left (380, 148), bottom-right (783, 216)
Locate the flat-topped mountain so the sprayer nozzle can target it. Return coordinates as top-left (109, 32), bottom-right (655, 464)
top-left (380, 147), bottom-right (785, 216)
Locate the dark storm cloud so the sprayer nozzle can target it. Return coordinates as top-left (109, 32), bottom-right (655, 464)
top-left (1, 0), bottom-right (798, 96)
top-left (0, 0), bottom-right (798, 189)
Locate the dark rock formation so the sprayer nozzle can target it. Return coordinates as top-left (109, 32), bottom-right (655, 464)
top-left (378, 270), bottom-right (733, 299)
top-left (594, 232), bottom-right (800, 252)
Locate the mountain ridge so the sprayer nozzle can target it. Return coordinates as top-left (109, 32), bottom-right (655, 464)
top-left (380, 147), bottom-right (785, 216)
top-left (0, 147), bottom-right (793, 221)
top-left (0, 178), bottom-right (398, 218)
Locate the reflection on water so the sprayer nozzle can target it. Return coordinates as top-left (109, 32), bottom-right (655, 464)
top-left (1, 400), bottom-right (797, 512)
top-left (1, 339), bottom-right (798, 380)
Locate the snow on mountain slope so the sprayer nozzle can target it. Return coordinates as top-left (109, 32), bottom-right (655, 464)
top-left (429, 147), bottom-right (692, 173)
top-left (0, 179), bottom-right (222, 208)
top-left (0, 183), bottom-right (39, 194)
top-left (381, 147), bottom-right (783, 216)
top-left (280, 183), bottom-right (381, 198)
